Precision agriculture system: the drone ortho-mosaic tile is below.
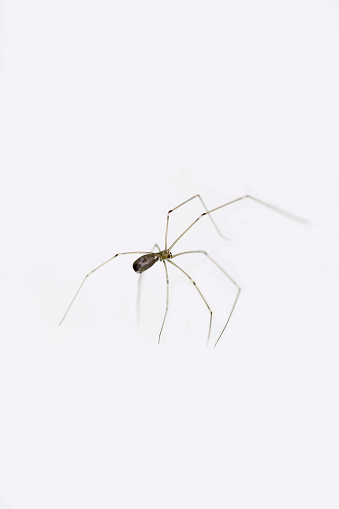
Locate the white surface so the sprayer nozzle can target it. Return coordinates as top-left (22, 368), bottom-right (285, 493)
top-left (0, 1), bottom-right (339, 508)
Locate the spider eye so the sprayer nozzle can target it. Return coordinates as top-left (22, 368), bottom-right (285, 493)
top-left (133, 254), bottom-right (158, 274)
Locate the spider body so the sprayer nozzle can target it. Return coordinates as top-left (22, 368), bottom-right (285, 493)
top-left (59, 194), bottom-right (306, 347)
top-left (133, 250), bottom-right (172, 274)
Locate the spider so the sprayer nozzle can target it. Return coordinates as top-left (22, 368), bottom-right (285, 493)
top-left (59, 194), bottom-right (306, 347)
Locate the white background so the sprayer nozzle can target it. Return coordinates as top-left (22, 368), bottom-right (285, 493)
top-left (0, 1), bottom-right (339, 508)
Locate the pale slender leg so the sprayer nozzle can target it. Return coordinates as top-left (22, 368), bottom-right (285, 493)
top-left (158, 261), bottom-right (169, 344)
top-left (169, 194), bottom-right (309, 251)
top-left (137, 244), bottom-right (161, 325)
top-left (58, 251), bottom-right (153, 326)
top-left (172, 251), bottom-right (241, 347)
top-left (164, 194), bottom-right (229, 250)
top-left (167, 259), bottom-right (212, 345)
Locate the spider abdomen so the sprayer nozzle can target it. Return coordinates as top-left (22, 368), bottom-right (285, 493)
top-left (133, 254), bottom-right (159, 274)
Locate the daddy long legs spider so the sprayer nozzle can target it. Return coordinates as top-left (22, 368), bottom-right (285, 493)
top-left (59, 194), bottom-right (307, 347)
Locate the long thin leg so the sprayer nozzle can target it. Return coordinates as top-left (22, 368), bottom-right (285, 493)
top-left (164, 194), bottom-right (229, 250)
top-left (59, 251), bottom-right (153, 326)
top-left (172, 250), bottom-right (241, 347)
top-left (137, 244), bottom-right (161, 325)
top-left (169, 194), bottom-right (309, 251)
top-left (167, 259), bottom-right (213, 345)
top-left (158, 260), bottom-right (169, 343)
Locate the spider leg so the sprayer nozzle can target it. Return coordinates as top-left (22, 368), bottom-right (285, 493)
top-left (173, 250), bottom-right (241, 347)
top-left (137, 244), bottom-right (161, 325)
top-left (59, 251), bottom-right (153, 326)
top-left (158, 261), bottom-right (169, 344)
top-left (169, 194), bottom-right (308, 251)
top-left (167, 259), bottom-right (212, 345)
top-left (164, 194), bottom-right (229, 250)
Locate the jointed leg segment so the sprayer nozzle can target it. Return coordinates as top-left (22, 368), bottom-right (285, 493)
top-left (164, 194), bottom-right (229, 250)
top-left (167, 259), bottom-right (213, 345)
top-left (169, 194), bottom-right (308, 251)
top-left (158, 261), bottom-right (169, 344)
top-left (58, 251), bottom-right (152, 326)
top-left (136, 244), bottom-right (169, 344)
top-left (137, 244), bottom-right (161, 324)
top-left (172, 251), bottom-right (241, 347)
